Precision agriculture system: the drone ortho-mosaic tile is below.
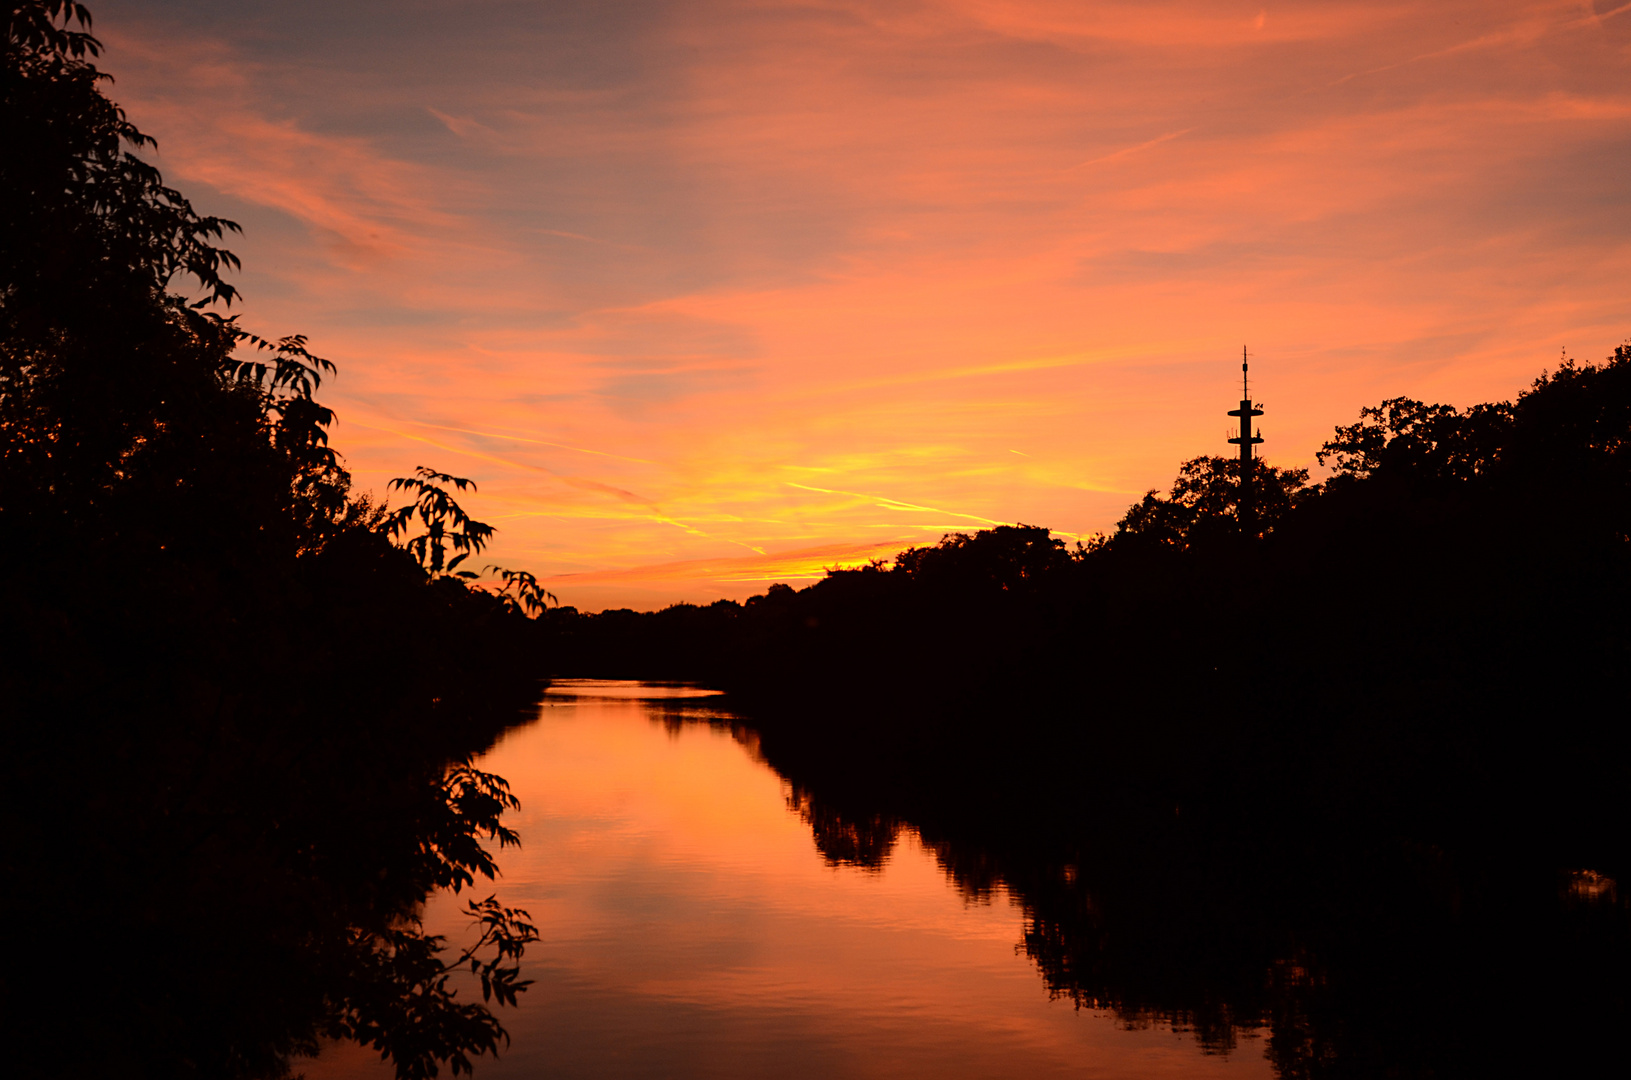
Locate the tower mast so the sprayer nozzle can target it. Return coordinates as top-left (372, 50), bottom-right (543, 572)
top-left (1227, 346), bottom-right (1263, 536)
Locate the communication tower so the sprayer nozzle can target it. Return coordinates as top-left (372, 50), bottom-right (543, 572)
top-left (1227, 346), bottom-right (1263, 535)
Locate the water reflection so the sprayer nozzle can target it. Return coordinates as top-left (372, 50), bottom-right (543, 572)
top-left (306, 682), bottom-right (1272, 1080)
top-left (543, 679), bottom-right (729, 701)
top-left (749, 713), bottom-right (1631, 1080)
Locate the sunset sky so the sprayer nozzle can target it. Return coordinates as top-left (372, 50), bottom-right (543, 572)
top-left (99, 0), bottom-right (1631, 609)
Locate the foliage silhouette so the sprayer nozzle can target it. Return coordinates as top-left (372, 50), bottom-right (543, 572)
top-left (385, 467), bottom-right (497, 577)
top-left (1102, 453), bottom-right (1312, 548)
top-left (0, 5), bottom-right (551, 1077)
top-left (487, 565), bottom-right (559, 618)
top-left (544, 346), bottom-right (1631, 1077)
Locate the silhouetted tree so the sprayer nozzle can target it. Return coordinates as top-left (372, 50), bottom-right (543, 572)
top-left (1317, 397), bottom-right (1504, 484)
top-left (1103, 454), bottom-right (1313, 550)
top-left (1, 5), bottom-right (546, 1078)
top-left (893, 524), bottom-right (1071, 589)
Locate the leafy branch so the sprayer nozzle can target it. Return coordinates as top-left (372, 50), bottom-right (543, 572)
top-left (327, 763), bottom-right (539, 1076)
top-left (382, 467), bottom-right (495, 576)
top-left (486, 566), bottom-right (557, 618)
top-left (221, 326), bottom-right (340, 481)
top-left (332, 893), bottom-right (537, 1079)
top-left (8, 1), bottom-right (244, 307)
top-left (423, 760), bottom-right (523, 894)
top-left (446, 896), bottom-right (538, 1008)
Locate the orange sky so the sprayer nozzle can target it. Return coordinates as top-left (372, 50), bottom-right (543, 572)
top-left (99, 0), bottom-right (1631, 609)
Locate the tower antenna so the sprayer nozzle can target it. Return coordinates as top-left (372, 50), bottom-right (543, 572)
top-left (1228, 346), bottom-right (1264, 536)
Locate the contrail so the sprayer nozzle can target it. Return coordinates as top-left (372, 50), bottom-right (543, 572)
top-left (1073, 128), bottom-right (1195, 169)
top-left (348, 416), bottom-right (718, 541)
top-left (785, 481), bottom-right (1006, 527)
top-left (409, 420), bottom-right (658, 465)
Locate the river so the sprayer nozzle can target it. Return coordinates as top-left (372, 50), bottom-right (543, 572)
top-left (304, 680), bottom-right (1272, 1079)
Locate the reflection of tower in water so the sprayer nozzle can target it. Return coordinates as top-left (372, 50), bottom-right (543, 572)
top-left (1227, 346), bottom-right (1263, 535)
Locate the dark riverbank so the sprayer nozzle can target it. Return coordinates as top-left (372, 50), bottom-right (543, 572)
top-left (542, 349), bottom-right (1631, 869)
top-left (2, 7), bottom-right (550, 1076)
top-left (539, 351), bottom-right (1631, 1076)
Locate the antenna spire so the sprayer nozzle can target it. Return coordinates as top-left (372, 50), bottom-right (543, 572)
top-left (1227, 347), bottom-right (1264, 537)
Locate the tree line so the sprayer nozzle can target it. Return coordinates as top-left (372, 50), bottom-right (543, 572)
top-left (1, 5), bottom-right (552, 1077)
top-left (545, 337), bottom-right (1631, 877)
top-left (608, 358), bottom-right (1631, 1077)
top-left (539, 342), bottom-right (1631, 1078)
top-left (549, 348), bottom-right (1628, 785)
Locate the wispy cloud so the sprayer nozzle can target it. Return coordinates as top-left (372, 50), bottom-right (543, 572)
top-left (1073, 128), bottom-right (1196, 169)
top-left (96, 0), bottom-right (1631, 608)
top-left (783, 482), bottom-right (1007, 528)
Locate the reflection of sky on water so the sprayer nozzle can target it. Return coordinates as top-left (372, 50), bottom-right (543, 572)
top-left (306, 682), bottom-right (1270, 1079)
top-left (542, 679), bottom-right (726, 700)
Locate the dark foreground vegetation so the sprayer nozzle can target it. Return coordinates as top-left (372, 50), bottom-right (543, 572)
top-left (553, 351), bottom-right (1631, 1074)
top-left (2, 6), bottom-right (549, 1077)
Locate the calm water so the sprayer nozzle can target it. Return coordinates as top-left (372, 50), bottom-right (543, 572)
top-left (305, 680), bottom-right (1271, 1080)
